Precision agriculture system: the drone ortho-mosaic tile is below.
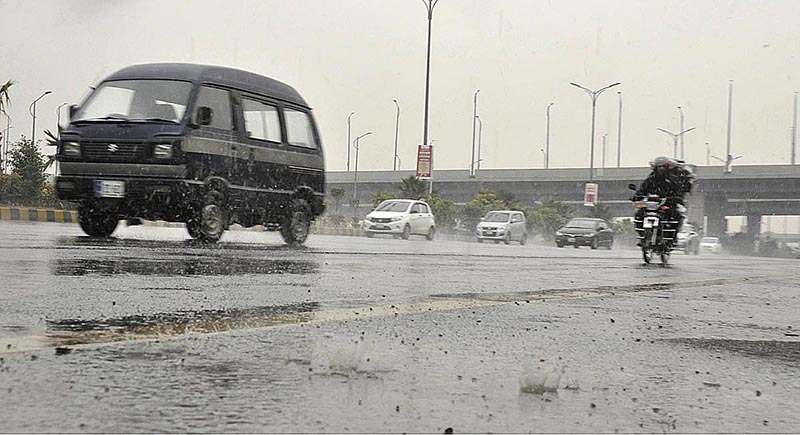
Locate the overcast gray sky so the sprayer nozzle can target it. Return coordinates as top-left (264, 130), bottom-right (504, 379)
top-left (2, 0), bottom-right (800, 171)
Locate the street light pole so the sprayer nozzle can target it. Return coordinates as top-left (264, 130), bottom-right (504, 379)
top-left (352, 131), bottom-right (373, 219)
top-left (616, 92), bottom-right (622, 168)
top-left (392, 100), bottom-right (400, 170)
top-left (570, 81), bottom-right (621, 181)
top-left (546, 102), bottom-right (554, 169)
top-left (476, 115), bottom-right (483, 171)
top-left (29, 90), bottom-right (52, 145)
top-left (56, 102), bottom-right (68, 129)
top-left (602, 134), bottom-right (608, 169)
top-left (540, 148), bottom-right (546, 168)
top-left (421, 0), bottom-right (439, 195)
top-left (792, 92), bottom-right (797, 165)
top-left (657, 127), bottom-right (696, 157)
top-left (726, 80), bottom-right (734, 172)
top-left (2, 114), bottom-right (10, 173)
top-left (678, 106), bottom-right (685, 160)
top-left (346, 112), bottom-right (355, 172)
top-left (470, 89), bottom-right (480, 176)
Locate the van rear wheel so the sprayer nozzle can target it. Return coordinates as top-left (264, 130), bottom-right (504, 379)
top-left (281, 199), bottom-right (312, 246)
top-left (198, 190), bottom-right (226, 242)
top-left (78, 201), bottom-right (119, 238)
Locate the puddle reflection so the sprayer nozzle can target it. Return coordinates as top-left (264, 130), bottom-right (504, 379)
top-left (45, 302), bottom-right (321, 347)
top-left (51, 257), bottom-right (319, 276)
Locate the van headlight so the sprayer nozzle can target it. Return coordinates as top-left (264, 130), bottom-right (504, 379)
top-left (153, 143), bottom-right (173, 159)
top-left (62, 141), bottom-right (81, 157)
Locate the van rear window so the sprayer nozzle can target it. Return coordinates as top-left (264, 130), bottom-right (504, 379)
top-left (285, 108), bottom-right (317, 149)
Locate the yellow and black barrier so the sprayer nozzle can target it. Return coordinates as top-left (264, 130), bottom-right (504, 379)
top-left (312, 222), bottom-right (364, 237)
top-left (0, 207), bottom-right (78, 223)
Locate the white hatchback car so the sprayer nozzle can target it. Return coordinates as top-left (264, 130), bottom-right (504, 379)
top-left (700, 236), bottom-right (722, 253)
top-left (363, 199), bottom-right (436, 240)
top-left (476, 210), bottom-right (528, 245)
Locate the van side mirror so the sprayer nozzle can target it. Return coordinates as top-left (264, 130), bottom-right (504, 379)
top-left (627, 183), bottom-right (637, 191)
top-left (68, 104), bottom-right (79, 120)
top-left (196, 106), bottom-right (213, 126)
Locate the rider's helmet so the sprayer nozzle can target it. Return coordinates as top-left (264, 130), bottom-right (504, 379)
top-left (653, 156), bottom-right (670, 174)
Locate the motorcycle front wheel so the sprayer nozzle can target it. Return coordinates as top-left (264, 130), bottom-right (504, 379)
top-left (641, 229), bottom-right (653, 264)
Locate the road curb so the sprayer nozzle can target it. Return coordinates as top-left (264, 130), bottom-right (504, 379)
top-left (0, 207), bottom-right (366, 237)
top-left (0, 206), bottom-right (78, 223)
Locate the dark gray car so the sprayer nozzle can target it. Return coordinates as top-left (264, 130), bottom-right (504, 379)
top-left (555, 218), bottom-right (614, 249)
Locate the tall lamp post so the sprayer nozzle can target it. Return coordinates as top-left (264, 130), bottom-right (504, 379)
top-left (346, 112), bottom-right (355, 171)
top-left (476, 115), bottom-right (483, 171)
top-left (616, 92), bottom-right (622, 168)
top-left (678, 106), bottom-right (685, 159)
top-left (56, 102), bottom-right (68, 129)
top-left (601, 133), bottom-right (608, 169)
top-left (470, 89), bottom-right (480, 177)
top-left (29, 90), bottom-right (52, 144)
top-left (392, 100), bottom-right (400, 170)
top-left (792, 92), bottom-right (797, 165)
top-left (2, 114), bottom-right (10, 174)
top-left (421, 0), bottom-right (439, 194)
top-left (545, 102), bottom-right (554, 169)
top-left (352, 131), bottom-right (372, 219)
top-left (570, 81), bottom-right (620, 181)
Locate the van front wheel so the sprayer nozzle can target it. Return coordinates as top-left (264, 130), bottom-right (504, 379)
top-left (281, 199), bottom-right (312, 246)
top-left (78, 201), bottom-right (119, 238)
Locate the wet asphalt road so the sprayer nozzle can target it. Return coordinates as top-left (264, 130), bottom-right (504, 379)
top-left (0, 221), bottom-right (799, 433)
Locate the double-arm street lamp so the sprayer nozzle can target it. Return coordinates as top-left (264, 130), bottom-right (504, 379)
top-left (570, 81), bottom-right (620, 181)
top-left (352, 131), bottom-right (373, 218)
top-left (29, 90), bottom-right (52, 144)
top-left (657, 127), bottom-right (695, 158)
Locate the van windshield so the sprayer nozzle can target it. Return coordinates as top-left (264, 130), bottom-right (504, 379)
top-left (484, 212), bottom-right (510, 223)
top-left (73, 79), bottom-right (192, 123)
top-left (376, 201), bottom-right (411, 212)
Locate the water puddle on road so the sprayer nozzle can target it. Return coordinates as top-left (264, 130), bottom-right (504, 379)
top-left (41, 302), bottom-right (321, 347)
top-left (664, 338), bottom-right (800, 365)
top-left (50, 257), bottom-right (319, 276)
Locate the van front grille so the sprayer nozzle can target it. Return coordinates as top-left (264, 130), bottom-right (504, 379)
top-left (81, 142), bottom-right (148, 162)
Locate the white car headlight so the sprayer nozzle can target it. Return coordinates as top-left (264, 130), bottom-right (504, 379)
top-left (364, 216), bottom-right (373, 222)
top-left (62, 141), bottom-right (81, 157)
top-left (556, 231), bottom-right (563, 236)
top-left (586, 233), bottom-right (596, 237)
top-left (153, 143), bottom-right (173, 159)
top-left (390, 216), bottom-right (402, 222)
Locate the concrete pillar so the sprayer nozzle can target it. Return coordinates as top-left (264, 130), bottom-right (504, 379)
top-left (705, 196), bottom-right (727, 237)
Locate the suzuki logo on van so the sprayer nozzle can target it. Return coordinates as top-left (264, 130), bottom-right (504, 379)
top-left (107, 143), bottom-right (119, 152)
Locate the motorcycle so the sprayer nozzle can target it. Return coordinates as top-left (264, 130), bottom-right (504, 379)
top-left (629, 185), bottom-right (679, 265)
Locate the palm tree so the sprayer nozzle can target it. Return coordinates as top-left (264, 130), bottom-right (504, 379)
top-left (399, 176), bottom-right (428, 199)
top-left (0, 80), bottom-right (14, 115)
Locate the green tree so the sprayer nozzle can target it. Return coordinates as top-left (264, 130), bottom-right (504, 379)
top-left (426, 191), bottom-right (457, 232)
top-left (372, 192), bottom-right (393, 208)
top-left (399, 176), bottom-right (428, 199)
top-left (7, 136), bottom-right (47, 206)
top-left (458, 189), bottom-right (509, 231)
top-left (586, 202), bottom-right (615, 223)
top-left (329, 187), bottom-right (345, 213)
top-left (529, 200), bottom-right (572, 240)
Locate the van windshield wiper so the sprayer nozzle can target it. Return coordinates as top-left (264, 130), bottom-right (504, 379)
top-left (72, 115), bottom-right (131, 123)
top-left (126, 117), bottom-right (180, 124)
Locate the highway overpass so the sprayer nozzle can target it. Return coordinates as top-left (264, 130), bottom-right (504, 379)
top-left (326, 165), bottom-right (800, 237)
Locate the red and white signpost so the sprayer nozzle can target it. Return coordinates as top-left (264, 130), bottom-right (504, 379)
top-left (584, 183), bottom-right (598, 206)
top-left (416, 144), bottom-right (433, 179)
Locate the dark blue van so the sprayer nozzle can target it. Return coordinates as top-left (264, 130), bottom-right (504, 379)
top-left (56, 63), bottom-right (325, 244)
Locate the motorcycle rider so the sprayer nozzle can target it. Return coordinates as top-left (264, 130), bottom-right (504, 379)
top-left (671, 159), bottom-right (695, 233)
top-left (632, 156), bottom-right (682, 245)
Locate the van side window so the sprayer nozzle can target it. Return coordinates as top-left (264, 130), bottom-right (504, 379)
top-left (284, 108), bottom-right (317, 149)
top-left (195, 86), bottom-right (232, 130)
top-left (243, 98), bottom-right (281, 143)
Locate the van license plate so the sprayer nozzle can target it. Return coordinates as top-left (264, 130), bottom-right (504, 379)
top-left (95, 180), bottom-right (126, 198)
